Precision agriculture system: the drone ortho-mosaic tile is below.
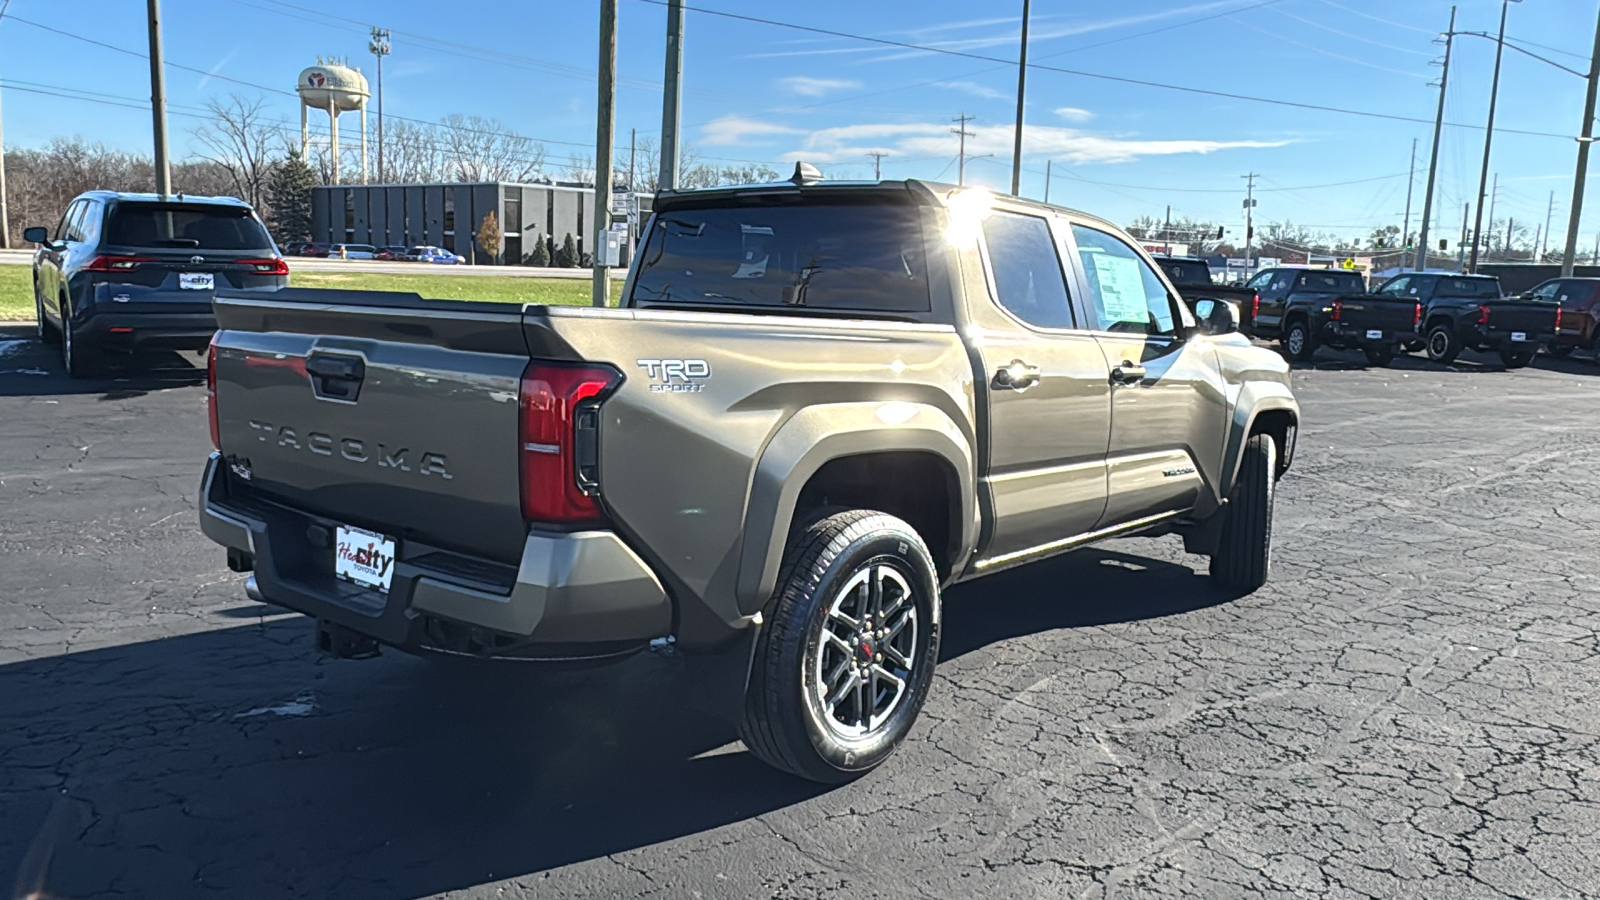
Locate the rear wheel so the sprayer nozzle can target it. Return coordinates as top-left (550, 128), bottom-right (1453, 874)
top-left (1499, 348), bottom-right (1534, 369)
top-left (59, 295), bottom-right (99, 379)
top-left (1281, 318), bottom-right (1316, 362)
top-left (740, 510), bottom-right (941, 784)
top-left (1545, 344), bottom-right (1574, 359)
top-left (1362, 347), bottom-right (1394, 367)
top-left (1209, 433), bottom-right (1276, 592)
top-left (1425, 323), bottom-right (1460, 364)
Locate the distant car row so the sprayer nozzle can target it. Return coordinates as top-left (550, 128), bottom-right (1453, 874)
top-left (281, 242), bottom-right (466, 264)
top-left (1159, 256), bottom-right (1596, 369)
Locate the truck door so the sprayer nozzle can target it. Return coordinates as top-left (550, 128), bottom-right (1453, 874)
top-left (1065, 222), bottom-right (1228, 530)
top-left (965, 208), bottom-right (1112, 567)
top-left (1255, 269), bottom-right (1295, 336)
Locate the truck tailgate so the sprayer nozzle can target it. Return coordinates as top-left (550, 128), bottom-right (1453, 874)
top-left (1331, 294), bottom-right (1418, 332)
top-left (1482, 300), bottom-right (1558, 335)
top-left (211, 290), bottom-right (531, 564)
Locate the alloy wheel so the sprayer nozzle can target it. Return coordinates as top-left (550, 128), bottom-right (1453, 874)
top-left (1286, 327), bottom-right (1304, 356)
top-left (812, 560), bottom-right (919, 738)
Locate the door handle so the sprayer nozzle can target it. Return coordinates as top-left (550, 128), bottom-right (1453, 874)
top-left (994, 359), bottom-right (1041, 391)
top-left (1110, 361), bottom-right (1147, 385)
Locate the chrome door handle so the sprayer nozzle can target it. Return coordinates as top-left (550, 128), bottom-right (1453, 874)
top-left (994, 359), bottom-right (1042, 391)
top-left (1110, 361), bottom-right (1147, 385)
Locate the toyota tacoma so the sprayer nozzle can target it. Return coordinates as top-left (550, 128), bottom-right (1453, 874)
top-left (198, 175), bottom-right (1299, 783)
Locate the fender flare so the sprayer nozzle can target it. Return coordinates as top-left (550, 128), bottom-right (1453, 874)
top-left (1222, 384), bottom-right (1298, 497)
top-left (734, 401), bottom-right (975, 615)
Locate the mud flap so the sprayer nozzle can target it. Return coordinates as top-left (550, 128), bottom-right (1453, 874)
top-left (680, 615), bottom-right (763, 725)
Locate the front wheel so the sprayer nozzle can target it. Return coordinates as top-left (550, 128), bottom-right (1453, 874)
top-left (1425, 323), bottom-right (1460, 364)
top-left (1281, 319), bottom-right (1316, 362)
top-left (1499, 348), bottom-right (1534, 369)
top-left (740, 510), bottom-right (941, 784)
top-left (1363, 347), bottom-right (1394, 367)
top-left (1209, 433), bottom-right (1277, 592)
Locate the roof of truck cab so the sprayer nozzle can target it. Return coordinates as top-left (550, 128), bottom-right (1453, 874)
top-left (73, 191), bottom-right (253, 208)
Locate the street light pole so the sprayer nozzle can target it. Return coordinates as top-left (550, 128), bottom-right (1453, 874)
top-left (146, 0), bottom-right (172, 197)
top-left (1009, 0), bottom-right (1030, 197)
top-left (1416, 7), bottom-right (1456, 272)
top-left (1401, 137), bottom-right (1416, 272)
top-left (1469, 0), bottom-right (1518, 273)
top-left (1561, 4), bottom-right (1600, 276)
top-left (369, 28), bottom-right (390, 183)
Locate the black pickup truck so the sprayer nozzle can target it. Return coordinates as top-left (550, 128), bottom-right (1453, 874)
top-left (1154, 256), bottom-right (1258, 311)
top-left (1375, 273), bottom-right (1558, 368)
top-left (1242, 267), bottom-right (1420, 366)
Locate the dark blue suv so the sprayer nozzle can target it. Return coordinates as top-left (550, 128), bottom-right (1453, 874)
top-left (25, 192), bottom-right (288, 377)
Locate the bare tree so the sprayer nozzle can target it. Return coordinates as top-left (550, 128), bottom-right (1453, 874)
top-left (560, 152), bottom-right (595, 186)
top-left (382, 119), bottom-right (450, 184)
top-left (192, 95), bottom-right (279, 210)
top-left (441, 114), bottom-right (546, 182)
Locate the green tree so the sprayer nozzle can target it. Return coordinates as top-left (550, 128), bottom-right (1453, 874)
top-left (475, 211), bottom-right (503, 264)
top-left (264, 147), bottom-right (316, 244)
top-left (554, 232), bottom-right (579, 268)
top-left (526, 235), bottom-right (551, 267)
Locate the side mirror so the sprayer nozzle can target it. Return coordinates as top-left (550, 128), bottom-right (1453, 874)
top-left (22, 226), bottom-right (49, 245)
top-left (1192, 298), bottom-right (1240, 336)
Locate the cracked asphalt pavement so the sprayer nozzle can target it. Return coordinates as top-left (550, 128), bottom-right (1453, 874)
top-left (3, 324), bottom-right (1600, 899)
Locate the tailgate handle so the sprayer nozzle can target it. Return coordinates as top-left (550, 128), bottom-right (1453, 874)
top-left (306, 353), bottom-right (365, 401)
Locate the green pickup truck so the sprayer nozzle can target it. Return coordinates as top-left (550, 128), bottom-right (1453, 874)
top-left (199, 175), bottom-right (1299, 783)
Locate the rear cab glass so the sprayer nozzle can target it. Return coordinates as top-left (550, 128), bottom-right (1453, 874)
top-left (1435, 277), bottom-right (1501, 299)
top-left (1160, 260), bottom-right (1213, 286)
top-left (104, 203), bottom-right (272, 252)
top-left (1294, 271), bottom-right (1366, 293)
top-left (630, 198), bottom-right (930, 314)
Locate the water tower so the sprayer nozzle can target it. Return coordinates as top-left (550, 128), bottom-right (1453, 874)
top-left (297, 58), bottom-right (371, 184)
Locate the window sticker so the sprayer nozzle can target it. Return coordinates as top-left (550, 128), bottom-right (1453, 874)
top-left (1088, 252), bottom-right (1149, 324)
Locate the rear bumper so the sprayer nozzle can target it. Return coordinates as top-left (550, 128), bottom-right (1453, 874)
top-left (1466, 324), bottom-right (1555, 350)
top-left (197, 453), bottom-right (672, 657)
top-left (1323, 321), bottom-right (1412, 348)
top-left (80, 310), bottom-right (217, 350)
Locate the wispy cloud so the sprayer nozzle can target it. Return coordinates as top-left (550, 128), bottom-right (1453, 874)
top-left (1055, 107), bottom-right (1093, 123)
top-left (940, 81), bottom-right (1007, 101)
top-left (757, 118), bottom-right (1289, 165)
top-left (700, 115), bottom-right (803, 146)
top-left (777, 76), bottom-right (862, 97)
top-left (195, 50), bottom-right (238, 91)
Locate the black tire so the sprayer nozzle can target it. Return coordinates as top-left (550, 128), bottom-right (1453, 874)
top-left (1209, 433), bottom-right (1276, 592)
top-left (1545, 343), bottom-right (1574, 359)
top-left (740, 510), bottom-right (941, 784)
top-left (59, 295), bottom-right (98, 379)
top-left (34, 281), bottom-right (60, 345)
top-left (1363, 347), bottom-right (1394, 367)
top-left (1425, 322), bottom-right (1460, 364)
top-left (1280, 318), bottom-right (1316, 362)
top-left (1498, 348), bottom-right (1534, 369)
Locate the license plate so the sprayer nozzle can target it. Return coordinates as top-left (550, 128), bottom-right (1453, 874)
top-left (335, 525), bottom-right (397, 593)
top-left (179, 272), bottom-right (215, 290)
top-left (1365, 330), bottom-right (1383, 340)
top-left (1511, 331), bottom-right (1527, 342)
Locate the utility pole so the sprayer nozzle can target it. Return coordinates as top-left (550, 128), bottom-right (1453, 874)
top-left (1164, 204), bottom-right (1172, 255)
top-left (1506, 217), bottom-right (1514, 261)
top-left (369, 28), bottom-right (390, 183)
top-left (1401, 137), bottom-right (1417, 272)
top-left (1459, 202), bottom-right (1469, 267)
top-left (0, 0), bottom-right (10, 248)
top-left (1242, 173), bottom-right (1258, 276)
top-left (953, 113), bottom-right (974, 187)
top-left (1416, 7), bottom-right (1455, 272)
top-left (1542, 191), bottom-right (1555, 260)
top-left (1486, 173), bottom-right (1498, 258)
top-left (1469, 0), bottom-right (1517, 273)
top-left (1534, 224), bottom-right (1543, 261)
top-left (592, 0), bottom-right (616, 307)
top-left (1009, 0), bottom-right (1030, 196)
top-left (629, 127), bottom-right (637, 189)
top-left (867, 151), bottom-right (886, 180)
top-left (1561, 4), bottom-right (1600, 276)
top-left (1043, 159), bottom-right (1051, 204)
top-left (146, 0), bottom-right (172, 197)
top-left (658, 0), bottom-right (685, 192)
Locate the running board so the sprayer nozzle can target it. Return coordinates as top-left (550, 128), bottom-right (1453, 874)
top-left (968, 509), bottom-right (1190, 576)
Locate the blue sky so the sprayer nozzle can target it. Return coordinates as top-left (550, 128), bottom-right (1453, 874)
top-left (1, 0), bottom-right (1596, 248)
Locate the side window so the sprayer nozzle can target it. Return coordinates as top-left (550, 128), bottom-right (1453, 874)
top-left (55, 201), bottom-right (83, 242)
top-left (1377, 277), bottom-right (1409, 296)
top-left (1071, 223), bottom-right (1187, 336)
top-left (980, 211), bottom-right (1076, 330)
top-left (1528, 282), bottom-right (1560, 302)
top-left (74, 202), bottom-right (99, 244)
top-left (1244, 271), bottom-right (1269, 290)
top-left (1271, 273), bottom-right (1292, 292)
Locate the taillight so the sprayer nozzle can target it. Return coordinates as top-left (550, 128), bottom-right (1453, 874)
top-left (1330, 299), bottom-right (1343, 322)
top-left (1477, 304), bottom-right (1491, 325)
top-left (1555, 307), bottom-right (1563, 332)
top-left (207, 334), bottom-right (220, 450)
top-left (1413, 302), bottom-right (1423, 327)
top-left (84, 255), bottom-right (153, 272)
top-left (237, 257), bottom-right (290, 276)
top-left (1251, 292), bottom-right (1260, 321)
top-left (518, 362), bottom-right (621, 524)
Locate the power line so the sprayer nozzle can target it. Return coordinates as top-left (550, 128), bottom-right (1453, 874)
top-left (634, 0), bottom-right (1579, 141)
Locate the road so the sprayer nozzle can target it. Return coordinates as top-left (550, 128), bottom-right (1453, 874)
top-left (0, 249), bottom-right (622, 278)
top-left (2, 327), bottom-right (1599, 899)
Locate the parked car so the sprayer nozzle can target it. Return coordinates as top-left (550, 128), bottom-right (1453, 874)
top-left (199, 178), bottom-right (1299, 783)
top-left (1524, 277), bottom-right (1600, 360)
top-left (375, 245), bottom-right (411, 261)
top-left (329, 243), bottom-right (377, 260)
top-left (298, 242), bottom-right (332, 258)
top-left (1153, 255), bottom-right (1260, 317)
top-left (406, 245), bottom-right (466, 265)
top-left (1242, 267), bottom-right (1420, 365)
top-left (1378, 273), bottom-right (1559, 368)
top-left (24, 191), bottom-right (287, 377)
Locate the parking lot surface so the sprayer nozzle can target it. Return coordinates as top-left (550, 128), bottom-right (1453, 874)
top-left (3, 326), bottom-right (1599, 899)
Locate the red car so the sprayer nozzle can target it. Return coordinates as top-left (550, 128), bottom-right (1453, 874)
top-left (375, 245), bottom-right (411, 261)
